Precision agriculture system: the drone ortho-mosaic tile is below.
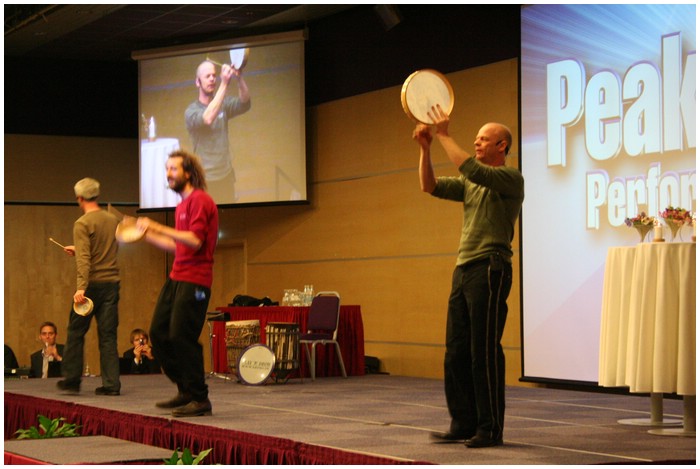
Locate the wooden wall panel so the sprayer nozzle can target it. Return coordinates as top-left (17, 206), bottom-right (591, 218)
top-left (4, 135), bottom-right (138, 203)
top-left (4, 205), bottom-right (168, 374)
top-left (234, 59), bottom-right (523, 383)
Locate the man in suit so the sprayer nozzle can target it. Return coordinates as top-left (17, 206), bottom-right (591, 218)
top-left (30, 322), bottom-right (65, 378)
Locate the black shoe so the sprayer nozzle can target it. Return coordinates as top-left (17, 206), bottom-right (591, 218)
top-left (156, 393), bottom-right (193, 409)
top-left (430, 431), bottom-right (473, 443)
top-left (57, 380), bottom-right (80, 393)
top-left (465, 434), bottom-right (503, 448)
top-left (95, 386), bottom-right (120, 396)
top-left (171, 399), bottom-right (212, 417)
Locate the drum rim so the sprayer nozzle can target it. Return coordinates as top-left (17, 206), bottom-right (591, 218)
top-left (226, 319), bottom-right (260, 326)
top-left (237, 343), bottom-right (276, 385)
top-left (400, 68), bottom-right (455, 125)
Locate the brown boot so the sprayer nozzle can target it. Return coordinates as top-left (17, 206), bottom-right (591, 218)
top-left (155, 393), bottom-right (192, 409)
top-left (171, 398), bottom-right (212, 417)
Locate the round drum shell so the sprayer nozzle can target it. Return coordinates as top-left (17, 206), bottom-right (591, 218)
top-left (225, 320), bottom-right (260, 373)
top-left (265, 322), bottom-right (300, 381)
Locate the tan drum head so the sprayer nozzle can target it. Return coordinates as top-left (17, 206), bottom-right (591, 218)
top-left (229, 48), bottom-right (249, 70)
top-left (401, 69), bottom-right (454, 125)
top-left (238, 344), bottom-right (275, 385)
top-left (73, 297), bottom-right (94, 316)
top-left (115, 220), bottom-right (145, 243)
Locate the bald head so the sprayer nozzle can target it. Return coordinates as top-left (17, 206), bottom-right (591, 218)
top-left (483, 123), bottom-right (512, 156)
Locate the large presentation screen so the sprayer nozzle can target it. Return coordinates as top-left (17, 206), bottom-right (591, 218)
top-left (134, 31), bottom-right (307, 210)
top-left (521, 4), bottom-right (696, 383)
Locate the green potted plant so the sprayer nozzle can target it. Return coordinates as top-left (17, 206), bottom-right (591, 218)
top-left (14, 414), bottom-right (81, 439)
top-left (163, 447), bottom-right (213, 465)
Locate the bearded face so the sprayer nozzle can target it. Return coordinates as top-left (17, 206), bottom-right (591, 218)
top-left (165, 157), bottom-right (190, 194)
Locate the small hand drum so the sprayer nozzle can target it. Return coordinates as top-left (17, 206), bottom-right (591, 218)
top-left (401, 69), bottom-right (454, 125)
top-left (73, 297), bottom-right (94, 316)
top-left (115, 219), bottom-right (145, 243)
top-left (229, 48), bottom-right (250, 71)
top-left (238, 344), bottom-right (275, 385)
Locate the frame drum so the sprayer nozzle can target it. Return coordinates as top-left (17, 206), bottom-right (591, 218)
top-left (115, 220), bottom-right (146, 243)
top-left (238, 344), bottom-right (276, 385)
top-left (401, 69), bottom-right (454, 125)
top-left (229, 48), bottom-right (250, 71)
top-left (73, 297), bottom-right (94, 316)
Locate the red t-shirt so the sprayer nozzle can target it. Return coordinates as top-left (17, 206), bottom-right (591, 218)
top-left (169, 189), bottom-right (218, 288)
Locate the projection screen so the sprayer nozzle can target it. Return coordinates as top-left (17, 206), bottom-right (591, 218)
top-left (520, 4), bottom-right (696, 384)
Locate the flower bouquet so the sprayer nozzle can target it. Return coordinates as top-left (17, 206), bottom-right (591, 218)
top-left (659, 206), bottom-right (692, 241)
top-left (624, 212), bottom-right (656, 243)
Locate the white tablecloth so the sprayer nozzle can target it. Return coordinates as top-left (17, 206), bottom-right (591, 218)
top-left (599, 242), bottom-right (696, 395)
top-left (140, 138), bottom-right (181, 208)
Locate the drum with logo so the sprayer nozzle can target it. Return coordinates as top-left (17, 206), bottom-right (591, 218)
top-left (238, 344), bottom-right (276, 385)
top-left (225, 319), bottom-right (260, 375)
top-left (265, 322), bottom-right (300, 383)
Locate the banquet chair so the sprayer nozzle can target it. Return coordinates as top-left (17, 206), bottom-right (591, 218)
top-left (300, 291), bottom-right (347, 381)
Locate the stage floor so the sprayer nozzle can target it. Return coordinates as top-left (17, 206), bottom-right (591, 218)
top-left (4, 374), bottom-right (695, 465)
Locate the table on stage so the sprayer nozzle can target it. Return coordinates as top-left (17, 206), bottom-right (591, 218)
top-left (599, 242), bottom-right (695, 436)
top-left (210, 305), bottom-right (365, 378)
top-left (140, 138), bottom-right (181, 207)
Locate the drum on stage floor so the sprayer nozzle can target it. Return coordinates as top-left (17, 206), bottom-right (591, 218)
top-left (225, 320), bottom-right (260, 374)
top-left (238, 344), bottom-right (276, 385)
top-left (265, 322), bottom-right (300, 382)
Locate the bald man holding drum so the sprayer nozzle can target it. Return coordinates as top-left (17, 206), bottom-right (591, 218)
top-left (413, 104), bottom-right (524, 448)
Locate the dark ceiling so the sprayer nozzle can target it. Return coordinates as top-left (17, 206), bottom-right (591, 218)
top-left (4, 4), bottom-right (354, 62)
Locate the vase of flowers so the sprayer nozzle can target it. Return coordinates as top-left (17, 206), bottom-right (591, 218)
top-left (659, 206), bottom-right (692, 241)
top-left (624, 212), bottom-right (655, 243)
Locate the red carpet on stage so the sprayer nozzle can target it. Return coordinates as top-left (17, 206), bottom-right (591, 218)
top-left (3, 374), bottom-right (694, 465)
top-left (4, 392), bottom-right (425, 465)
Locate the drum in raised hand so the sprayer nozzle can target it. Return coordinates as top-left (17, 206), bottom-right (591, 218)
top-left (225, 319), bottom-right (260, 374)
top-left (229, 48), bottom-right (250, 71)
top-left (238, 344), bottom-right (276, 385)
top-left (401, 69), bottom-right (454, 125)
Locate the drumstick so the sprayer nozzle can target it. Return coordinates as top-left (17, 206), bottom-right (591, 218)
top-left (49, 237), bottom-right (67, 249)
top-left (205, 56), bottom-right (226, 67)
top-left (205, 56), bottom-right (240, 70)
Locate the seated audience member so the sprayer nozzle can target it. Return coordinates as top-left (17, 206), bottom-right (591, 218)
top-left (30, 322), bottom-right (65, 378)
top-left (123, 329), bottom-right (161, 374)
top-left (5, 344), bottom-right (19, 369)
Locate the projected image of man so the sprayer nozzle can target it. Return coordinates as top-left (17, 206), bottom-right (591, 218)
top-left (185, 60), bottom-right (251, 204)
